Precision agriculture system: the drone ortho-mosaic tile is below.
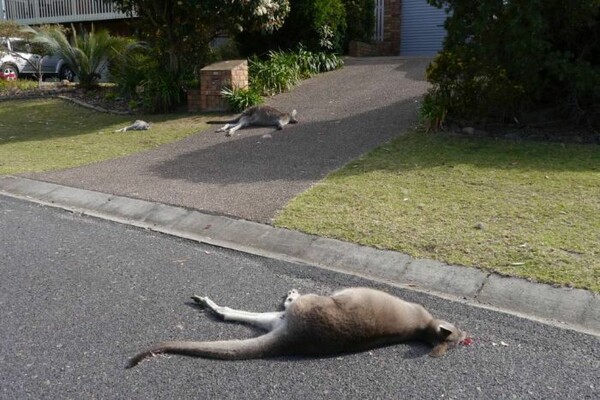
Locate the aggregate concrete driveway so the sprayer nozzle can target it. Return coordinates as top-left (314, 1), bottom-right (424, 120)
top-left (27, 57), bottom-right (431, 223)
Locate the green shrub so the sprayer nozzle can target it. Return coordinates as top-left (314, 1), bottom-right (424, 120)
top-left (249, 47), bottom-right (343, 96)
top-left (419, 89), bottom-right (448, 132)
top-left (307, 50), bottom-right (344, 73)
top-left (221, 86), bottom-right (264, 112)
top-left (139, 64), bottom-right (183, 113)
top-left (237, 0), bottom-right (347, 55)
top-left (342, 0), bottom-right (376, 46)
top-left (108, 39), bottom-right (186, 113)
top-left (107, 39), bottom-right (149, 99)
top-left (425, 0), bottom-right (600, 131)
top-left (249, 50), bottom-right (302, 95)
top-left (208, 39), bottom-right (242, 64)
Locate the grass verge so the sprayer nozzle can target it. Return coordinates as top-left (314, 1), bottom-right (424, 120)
top-left (0, 98), bottom-right (209, 174)
top-left (275, 131), bottom-right (600, 292)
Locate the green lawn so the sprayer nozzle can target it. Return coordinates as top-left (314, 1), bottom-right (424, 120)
top-left (0, 98), bottom-right (209, 174)
top-left (275, 131), bottom-right (600, 292)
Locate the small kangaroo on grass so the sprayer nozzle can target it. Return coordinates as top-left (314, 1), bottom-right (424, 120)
top-left (127, 287), bottom-right (468, 367)
top-left (215, 105), bottom-right (298, 136)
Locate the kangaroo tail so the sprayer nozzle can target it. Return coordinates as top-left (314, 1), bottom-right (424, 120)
top-left (127, 329), bottom-right (285, 368)
top-left (206, 115), bottom-right (242, 125)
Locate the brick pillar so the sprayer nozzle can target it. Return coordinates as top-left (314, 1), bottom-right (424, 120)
top-left (199, 59), bottom-right (248, 112)
top-left (187, 89), bottom-right (201, 113)
top-left (382, 0), bottom-right (401, 55)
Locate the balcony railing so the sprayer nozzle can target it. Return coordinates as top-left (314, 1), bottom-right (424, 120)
top-left (2, 0), bottom-right (130, 25)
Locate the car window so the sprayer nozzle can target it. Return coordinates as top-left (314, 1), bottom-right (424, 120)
top-left (10, 40), bottom-right (32, 53)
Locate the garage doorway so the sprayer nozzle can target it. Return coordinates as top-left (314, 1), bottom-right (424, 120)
top-left (400, 0), bottom-right (448, 56)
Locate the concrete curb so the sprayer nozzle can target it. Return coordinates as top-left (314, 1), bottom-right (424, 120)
top-left (1, 176), bottom-right (598, 336)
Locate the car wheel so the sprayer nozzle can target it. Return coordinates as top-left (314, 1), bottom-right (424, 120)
top-left (59, 65), bottom-right (75, 82)
top-left (1, 63), bottom-right (19, 80)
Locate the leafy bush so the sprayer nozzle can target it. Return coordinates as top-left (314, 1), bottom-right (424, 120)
top-left (419, 89), bottom-right (448, 132)
top-left (108, 39), bottom-right (185, 113)
top-left (342, 0), bottom-right (376, 46)
top-left (423, 0), bottom-right (600, 132)
top-left (249, 51), bottom-right (301, 96)
top-left (237, 0), bottom-right (347, 55)
top-left (107, 39), bottom-right (148, 99)
top-left (249, 47), bottom-right (343, 96)
top-left (138, 63), bottom-right (183, 113)
top-left (221, 86), bottom-right (264, 112)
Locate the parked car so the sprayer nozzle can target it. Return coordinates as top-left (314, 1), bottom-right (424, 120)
top-left (0, 37), bottom-right (75, 81)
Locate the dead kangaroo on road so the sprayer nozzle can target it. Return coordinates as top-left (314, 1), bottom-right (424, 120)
top-left (215, 105), bottom-right (298, 136)
top-left (127, 287), bottom-right (468, 367)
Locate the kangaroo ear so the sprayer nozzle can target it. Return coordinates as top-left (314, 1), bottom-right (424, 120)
top-left (437, 322), bottom-right (454, 339)
top-left (291, 109), bottom-right (297, 118)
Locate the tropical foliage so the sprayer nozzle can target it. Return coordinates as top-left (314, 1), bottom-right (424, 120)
top-left (109, 0), bottom-right (291, 112)
top-left (27, 25), bottom-right (123, 89)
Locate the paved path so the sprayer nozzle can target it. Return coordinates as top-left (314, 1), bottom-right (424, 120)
top-left (26, 57), bottom-right (430, 223)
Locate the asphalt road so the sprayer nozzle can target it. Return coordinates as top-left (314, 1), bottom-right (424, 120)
top-left (1, 195), bottom-right (598, 399)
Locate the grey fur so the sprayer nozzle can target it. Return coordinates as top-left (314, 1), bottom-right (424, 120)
top-left (127, 287), bottom-right (467, 367)
top-left (217, 105), bottom-right (298, 136)
top-left (115, 120), bottom-right (151, 133)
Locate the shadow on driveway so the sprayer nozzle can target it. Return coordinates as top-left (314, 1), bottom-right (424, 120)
top-left (28, 57), bottom-right (432, 222)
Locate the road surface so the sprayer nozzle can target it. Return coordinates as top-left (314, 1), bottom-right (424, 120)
top-left (1, 195), bottom-right (598, 399)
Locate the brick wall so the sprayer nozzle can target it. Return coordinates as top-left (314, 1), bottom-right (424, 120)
top-left (383, 0), bottom-right (401, 56)
top-left (349, 0), bottom-right (401, 57)
top-left (188, 59), bottom-right (248, 113)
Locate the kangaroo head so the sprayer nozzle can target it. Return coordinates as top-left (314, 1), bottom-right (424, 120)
top-left (289, 109), bottom-right (298, 124)
top-left (427, 320), bottom-right (468, 357)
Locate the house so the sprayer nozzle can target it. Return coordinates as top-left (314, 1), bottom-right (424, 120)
top-left (1, 0), bottom-right (447, 57)
top-left (1, 0), bottom-right (132, 34)
top-left (356, 0), bottom-right (448, 56)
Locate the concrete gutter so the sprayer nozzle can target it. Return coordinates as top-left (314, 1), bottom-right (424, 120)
top-left (1, 176), bottom-right (598, 336)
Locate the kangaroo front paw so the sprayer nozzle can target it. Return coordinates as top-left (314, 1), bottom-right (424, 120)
top-left (191, 295), bottom-right (227, 319)
top-left (191, 295), bottom-right (208, 307)
top-left (191, 295), bottom-right (218, 309)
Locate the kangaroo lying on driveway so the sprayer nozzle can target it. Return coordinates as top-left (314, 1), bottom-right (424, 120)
top-left (215, 105), bottom-right (298, 136)
top-left (127, 287), bottom-right (468, 367)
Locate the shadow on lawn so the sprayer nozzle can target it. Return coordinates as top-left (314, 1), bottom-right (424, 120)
top-left (335, 130), bottom-right (600, 176)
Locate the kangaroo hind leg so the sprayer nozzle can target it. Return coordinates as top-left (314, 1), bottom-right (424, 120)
top-left (216, 123), bottom-right (231, 132)
top-left (192, 295), bottom-right (284, 331)
top-left (224, 116), bottom-right (250, 136)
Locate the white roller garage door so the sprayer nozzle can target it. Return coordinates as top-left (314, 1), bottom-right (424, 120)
top-left (400, 0), bottom-right (448, 56)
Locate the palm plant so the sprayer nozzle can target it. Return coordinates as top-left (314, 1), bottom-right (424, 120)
top-left (25, 25), bottom-right (121, 89)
